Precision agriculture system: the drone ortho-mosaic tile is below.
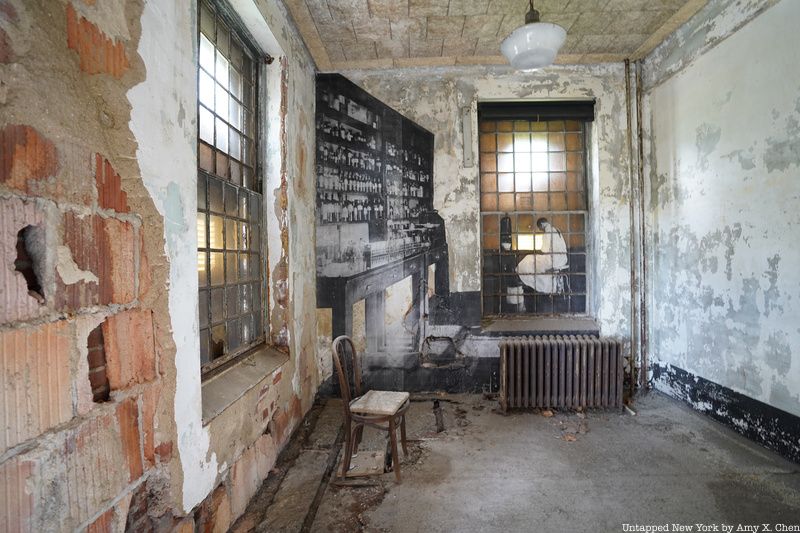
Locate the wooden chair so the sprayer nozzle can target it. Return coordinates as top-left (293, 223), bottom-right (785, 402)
top-left (332, 335), bottom-right (410, 483)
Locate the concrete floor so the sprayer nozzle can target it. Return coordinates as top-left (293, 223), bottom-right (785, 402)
top-left (234, 392), bottom-right (800, 533)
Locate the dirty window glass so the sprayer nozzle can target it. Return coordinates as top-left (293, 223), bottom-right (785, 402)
top-left (479, 119), bottom-right (588, 316)
top-left (197, 0), bottom-right (264, 371)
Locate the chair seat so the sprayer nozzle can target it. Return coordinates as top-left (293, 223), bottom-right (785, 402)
top-left (350, 390), bottom-right (410, 417)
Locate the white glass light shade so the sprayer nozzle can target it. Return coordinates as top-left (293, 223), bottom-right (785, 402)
top-left (500, 22), bottom-right (567, 71)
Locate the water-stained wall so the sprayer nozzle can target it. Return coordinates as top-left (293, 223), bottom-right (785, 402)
top-left (339, 65), bottom-right (634, 341)
top-left (642, 0), bottom-right (800, 429)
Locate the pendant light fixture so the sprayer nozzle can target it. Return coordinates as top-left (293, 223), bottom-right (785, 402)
top-left (500, 0), bottom-right (567, 71)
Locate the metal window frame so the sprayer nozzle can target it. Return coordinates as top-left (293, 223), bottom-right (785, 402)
top-left (197, 0), bottom-right (268, 377)
top-left (477, 117), bottom-right (593, 318)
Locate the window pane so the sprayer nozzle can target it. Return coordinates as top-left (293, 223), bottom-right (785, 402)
top-left (230, 69), bottom-right (242, 100)
top-left (226, 285), bottom-right (238, 315)
top-left (215, 118), bottom-right (228, 153)
top-left (199, 142), bottom-right (214, 173)
top-left (230, 129), bottom-right (241, 161)
top-left (211, 287), bottom-right (224, 323)
top-left (229, 99), bottom-right (242, 132)
top-left (216, 25), bottom-right (229, 56)
top-left (216, 50), bottom-right (229, 86)
top-left (240, 283), bottom-right (252, 313)
top-left (227, 319), bottom-right (241, 351)
top-left (224, 184), bottom-right (238, 215)
top-left (225, 219), bottom-right (237, 249)
top-left (199, 328), bottom-right (210, 364)
top-left (208, 178), bottom-right (223, 212)
top-left (200, 34), bottom-right (215, 73)
top-left (200, 2), bottom-right (214, 36)
top-left (198, 252), bottom-right (208, 287)
top-left (230, 40), bottom-right (243, 69)
top-left (211, 324), bottom-right (225, 358)
top-left (225, 252), bottom-right (238, 281)
top-left (197, 6), bottom-right (264, 367)
top-left (197, 213), bottom-right (207, 248)
top-left (478, 117), bottom-right (589, 317)
top-left (199, 105), bottom-right (214, 143)
top-left (199, 71), bottom-right (214, 108)
top-left (498, 173), bottom-right (514, 193)
top-left (215, 85), bottom-right (229, 122)
top-left (209, 215), bottom-right (223, 249)
top-left (210, 252), bottom-right (224, 285)
top-left (239, 223), bottom-right (249, 250)
top-left (239, 253), bottom-right (249, 280)
top-left (197, 174), bottom-right (207, 210)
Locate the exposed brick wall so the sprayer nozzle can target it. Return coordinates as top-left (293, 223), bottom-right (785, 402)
top-left (0, 2), bottom-right (167, 531)
top-left (1, 1), bottom-right (316, 531)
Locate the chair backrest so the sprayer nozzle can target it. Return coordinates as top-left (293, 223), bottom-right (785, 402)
top-left (331, 335), bottom-right (362, 417)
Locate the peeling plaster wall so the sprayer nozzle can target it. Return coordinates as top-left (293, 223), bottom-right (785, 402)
top-left (643, 0), bottom-right (800, 418)
top-left (130, 0), bottom-right (319, 515)
top-left (340, 65), bottom-right (634, 339)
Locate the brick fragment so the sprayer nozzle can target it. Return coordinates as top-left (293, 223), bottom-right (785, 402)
top-left (95, 154), bottom-right (128, 213)
top-left (141, 385), bottom-right (160, 467)
top-left (0, 27), bottom-right (11, 63)
top-left (67, 413), bottom-right (130, 523)
top-left (0, 125), bottom-right (58, 190)
top-left (154, 441), bottom-right (173, 463)
top-left (96, 216), bottom-right (135, 304)
top-left (0, 321), bottom-right (72, 453)
top-left (0, 456), bottom-right (36, 532)
top-left (0, 196), bottom-right (47, 323)
top-left (57, 212), bottom-right (136, 311)
top-left (116, 397), bottom-right (143, 482)
top-left (65, 3), bottom-right (129, 78)
top-left (102, 308), bottom-right (156, 390)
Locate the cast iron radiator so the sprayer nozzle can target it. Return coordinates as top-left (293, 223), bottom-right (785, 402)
top-left (499, 336), bottom-right (624, 411)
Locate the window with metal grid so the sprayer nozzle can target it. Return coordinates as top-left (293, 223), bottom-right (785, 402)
top-left (197, 0), bottom-right (264, 371)
top-left (479, 118), bottom-right (588, 316)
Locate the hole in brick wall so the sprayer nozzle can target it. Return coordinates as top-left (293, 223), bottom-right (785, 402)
top-left (87, 324), bottom-right (110, 402)
top-left (14, 225), bottom-right (45, 303)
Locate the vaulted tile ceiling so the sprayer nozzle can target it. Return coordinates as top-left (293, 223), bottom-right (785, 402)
top-left (285, 0), bottom-right (708, 70)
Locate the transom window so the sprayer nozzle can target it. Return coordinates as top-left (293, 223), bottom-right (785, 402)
top-left (197, 0), bottom-right (265, 372)
top-left (479, 117), bottom-right (589, 316)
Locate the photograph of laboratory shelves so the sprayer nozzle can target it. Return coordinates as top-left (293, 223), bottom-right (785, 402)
top-left (315, 74), bottom-right (449, 345)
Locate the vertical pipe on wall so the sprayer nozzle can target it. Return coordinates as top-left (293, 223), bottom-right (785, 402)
top-left (635, 60), bottom-right (649, 390)
top-left (624, 59), bottom-right (640, 400)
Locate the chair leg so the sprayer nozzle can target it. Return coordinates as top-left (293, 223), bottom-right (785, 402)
top-left (341, 419), bottom-right (353, 478)
top-left (400, 415), bottom-right (409, 456)
top-left (388, 419), bottom-right (401, 483)
top-left (353, 425), bottom-right (364, 456)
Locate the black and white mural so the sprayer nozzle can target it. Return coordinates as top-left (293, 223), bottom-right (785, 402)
top-left (315, 74), bottom-right (449, 351)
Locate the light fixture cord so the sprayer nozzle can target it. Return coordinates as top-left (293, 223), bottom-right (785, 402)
top-left (525, 0), bottom-right (540, 24)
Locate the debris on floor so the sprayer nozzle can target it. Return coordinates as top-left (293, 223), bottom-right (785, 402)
top-left (337, 450), bottom-right (386, 478)
top-left (233, 392), bottom-right (800, 533)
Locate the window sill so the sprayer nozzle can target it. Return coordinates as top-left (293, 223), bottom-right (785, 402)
top-left (201, 345), bottom-right (289, 425)
top-left (479, 316), bottom-right (599, 337)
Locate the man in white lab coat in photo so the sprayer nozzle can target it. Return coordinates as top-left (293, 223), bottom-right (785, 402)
top-left (516, 217), bottom-right (568, 294)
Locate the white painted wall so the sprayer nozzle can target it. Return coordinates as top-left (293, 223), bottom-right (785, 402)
top-left (644, 0), bottom-right (800, 416)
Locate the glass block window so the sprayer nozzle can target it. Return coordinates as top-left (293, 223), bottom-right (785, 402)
top-left (197, 0), bottom-right (264, 370)
top-left (479, 119), bottom-right (588, 316)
